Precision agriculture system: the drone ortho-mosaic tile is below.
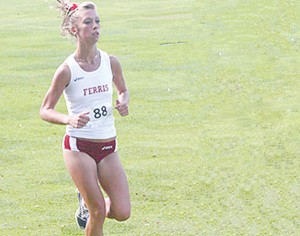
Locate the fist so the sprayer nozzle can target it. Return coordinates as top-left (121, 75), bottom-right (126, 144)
top-left (115, 100), bottom-right (129, 116)
top-left (69, 112), bottom-right (90, 128)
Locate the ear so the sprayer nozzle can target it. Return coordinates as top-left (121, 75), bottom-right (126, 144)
top-left (71, 26), bottom-right (77, 35)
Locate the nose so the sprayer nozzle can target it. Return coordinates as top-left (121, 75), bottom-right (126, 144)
top-left (93, 21), bottom-right (99, 29)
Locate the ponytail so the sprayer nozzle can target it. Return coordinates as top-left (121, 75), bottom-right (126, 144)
top-left (57, 0), bottom-right (79, 18)
top-left (56, 1), bottom-right (96, 37)
top-left (56, 0), bottom-right (79, 37)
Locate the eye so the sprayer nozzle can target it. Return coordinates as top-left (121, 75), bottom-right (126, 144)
top-left (95, 19), bottom-right (100, 24)
top-left (84, 19), bottom-right (92, 24)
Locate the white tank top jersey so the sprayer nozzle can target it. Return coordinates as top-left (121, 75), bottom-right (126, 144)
top-left (63, 49), bottom-right (116, 139)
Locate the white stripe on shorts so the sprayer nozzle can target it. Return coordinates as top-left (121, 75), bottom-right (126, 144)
top-left (69, 136), bottom-right (79, 152)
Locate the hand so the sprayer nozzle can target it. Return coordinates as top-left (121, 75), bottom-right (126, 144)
top-left (68, 111), bottom-right (90, 128)
top-left (115, 100), bottom-right (129, 116)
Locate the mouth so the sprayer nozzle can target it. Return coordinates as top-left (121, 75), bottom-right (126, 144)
top-left (93, 32), bottom-right (99, 36)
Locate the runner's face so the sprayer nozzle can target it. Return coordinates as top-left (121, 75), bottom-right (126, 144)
top-left (75, 9), bottom-right (100, 44)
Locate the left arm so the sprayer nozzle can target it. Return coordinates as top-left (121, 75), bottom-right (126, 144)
top-left (110, 55), bottom-right (129, 116)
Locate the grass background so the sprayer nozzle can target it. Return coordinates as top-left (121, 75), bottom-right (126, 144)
top-left (0, 0), bottom-right (300, 235)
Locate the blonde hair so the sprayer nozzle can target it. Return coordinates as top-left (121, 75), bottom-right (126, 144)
top-left (57, 0), bottom-right (96, 37)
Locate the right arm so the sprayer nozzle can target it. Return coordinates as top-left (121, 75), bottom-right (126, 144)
top-left (39, 64), bottom-right (90, 128)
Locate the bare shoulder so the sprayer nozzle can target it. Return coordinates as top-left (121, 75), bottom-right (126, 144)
top-left (56, 63), bottom-right (71, 78)
top-left (53, 63), bottom-right (71, 87)
top-left (109, 55), bottom-right (120, 64)
top-left (109, 55), bottom-right (122, 71)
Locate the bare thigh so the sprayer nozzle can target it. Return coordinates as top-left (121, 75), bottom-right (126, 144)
top-left (97, 151), bottom-right (131, 219)
top-left (63, 150), bottom-right (105, 210)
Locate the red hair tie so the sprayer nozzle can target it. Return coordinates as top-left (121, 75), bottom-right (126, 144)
top-left (66, 3), bottom-right (79, 16)
top-left (56, 1), bottom-right (79, 17)
top-left (69, 3), bottom-right (78, 12)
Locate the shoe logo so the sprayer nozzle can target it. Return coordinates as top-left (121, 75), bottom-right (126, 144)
top-left (102, 145), bottom-right (112, 151)
top-left (74, 76), bottom-right (84, 82)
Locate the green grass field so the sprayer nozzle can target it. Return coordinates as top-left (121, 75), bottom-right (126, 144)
top-left (1, 0), bottom-right (300, 235)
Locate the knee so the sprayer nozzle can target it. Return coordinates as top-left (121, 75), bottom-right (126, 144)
top-left (113, 206), bottom-right (131, 221)
top-left (89, 205), bottom-right (106, 222)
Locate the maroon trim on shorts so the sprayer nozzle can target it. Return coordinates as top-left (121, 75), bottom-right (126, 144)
top-left (64, 134), bottom-right (71, 150)
top-left (64, 134), bottom-right (116, 163)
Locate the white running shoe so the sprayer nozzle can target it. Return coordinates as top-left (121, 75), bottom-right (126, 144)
top-left (75, 190), bottom-right (89, 230)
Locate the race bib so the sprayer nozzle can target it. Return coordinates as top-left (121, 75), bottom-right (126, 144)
top-left (86, 104), bottom-right (113, 128)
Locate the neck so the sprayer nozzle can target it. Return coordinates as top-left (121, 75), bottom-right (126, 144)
top-left (75, 45), bottom-right (99, 64)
